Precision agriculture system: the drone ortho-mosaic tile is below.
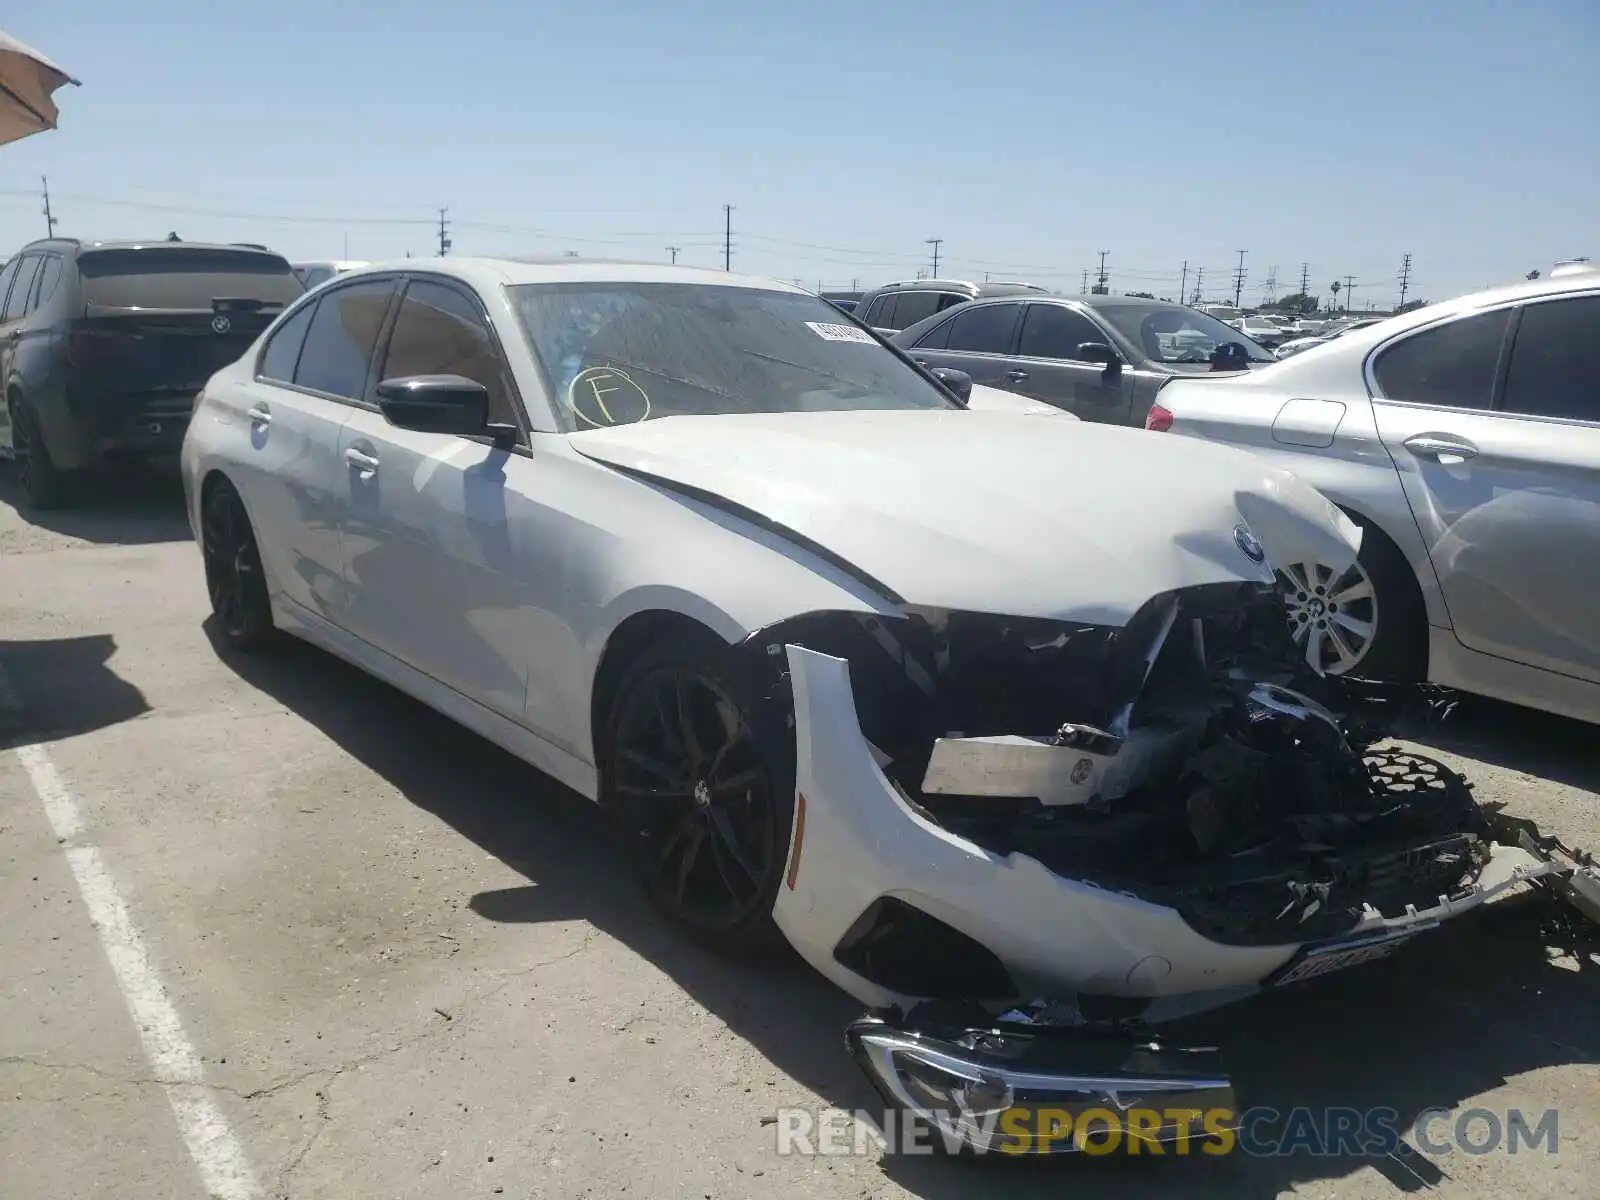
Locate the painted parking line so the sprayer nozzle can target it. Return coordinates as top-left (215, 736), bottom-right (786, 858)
top-left (0, 663), bottom-right (263, 1200)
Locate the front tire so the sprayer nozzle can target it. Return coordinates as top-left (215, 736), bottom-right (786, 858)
top-left (1279, 516), bottom-right (1425, 680)
top-left (201, 482), bottom-right (276, 652)
top-left (598, 628), bottom-right (796, 955)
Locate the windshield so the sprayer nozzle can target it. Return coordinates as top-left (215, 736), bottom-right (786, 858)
top-left (511, 282), bottom-right (959, 429)
top-left (1095, 303), bottom-right (1277, 365)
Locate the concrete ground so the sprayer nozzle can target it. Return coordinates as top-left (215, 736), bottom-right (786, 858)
top-left (1, 468), bottom-right (1596, 1200)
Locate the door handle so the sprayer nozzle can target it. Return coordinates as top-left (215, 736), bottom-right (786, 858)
top-left (1404, 433), bottom-right (1479, 463)
top-left (246, 404), bottom-right (271, 425)
top-left (1004, 369), bottom-right (1029, 382)
top-left (344, 447), bottom-right (380, 472)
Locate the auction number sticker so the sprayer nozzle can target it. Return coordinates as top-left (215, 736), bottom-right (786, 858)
top-left (805, 321), bottom-right (878, 344)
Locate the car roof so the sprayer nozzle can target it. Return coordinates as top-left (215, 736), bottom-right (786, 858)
top-left (26, 238), bottom-right (291, 258)
top-left (333, 256), bottom-right (809, 295)
top-left (861, 278), bottom-right (1048, 298)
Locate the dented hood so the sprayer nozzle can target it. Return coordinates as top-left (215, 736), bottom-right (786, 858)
top-left (569, 410), bottom-right (1359, 625)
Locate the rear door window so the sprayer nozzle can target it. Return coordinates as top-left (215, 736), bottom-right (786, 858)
top-left (293, 279), bottom-right (397, 401)
top-left (28, 255), bottom-right (63, 311)
top-left (1371, 309), bottom-right (1511, 409)
top-left (2, 255), bottom-right (40, 322)
top-left (863, 294), bottom-right (897, 328)
top-left (259, 301), bottom-right (319, 384)
top-left (943, 302), bottom-right (1023, 354)
top-left (0, 258), bottom-right (23, 315)
top-left (888, 291), bottom-right (941, 329)
top-left (1500, 295), bottom-right (1600, 423)
top-left (77, 247), bottom-right (305, 311)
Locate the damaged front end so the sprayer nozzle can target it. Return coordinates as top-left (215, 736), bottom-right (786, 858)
top-left (742, 584), bottom-right (1599, 1152)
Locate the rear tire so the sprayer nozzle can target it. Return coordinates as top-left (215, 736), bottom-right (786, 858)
top-left (597, 627), bottom-right (796, 956)
top-left (12, 402), bottom-right (66, 510)
top-left (201, 482), bottom-right (276, 652)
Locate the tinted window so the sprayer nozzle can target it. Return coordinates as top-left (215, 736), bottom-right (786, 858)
top-left (0, 258), bottom-right (22, 315)
top-left (301, 267), bottom-right (333, 290)
top-left (914, 315), bottom-right (954, 349)
top-left (294, 279), bottom-right (396, 400)
top-left (1372, 309), bottom-right (1511, 409)
top-left (864, 294), bottom-right (897, 328)
top-left (77, 247), bottom-right (304, 310)
top-left (936, 293), bottom-right (968, 312)
top-left (382, 280), bottom-right (518, 428)
top-left (259, 301), bottom-right (318, 384)
top-left (1018, 304), bottom-right (1107, 361)
top-left (943, 303), bottom-right (1021, 353)
top-left (29, 256), bottom-right (63, 310)
top-left (1501, 296), bottom-right (1600, 422)
top-left (2, 256), bottom-right (40, 321)
top-left (511, 282), bottom-right (957, 430)
top-left (888, 291), bottom-right (941, 329)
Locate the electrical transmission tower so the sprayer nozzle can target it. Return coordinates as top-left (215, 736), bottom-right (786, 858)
top-left (1263, 266), bottom-right (1278, 305)
top-left (1397, 253), bottom-right (1414, 309)
top-left (437, 208), bottom-right (451, 256)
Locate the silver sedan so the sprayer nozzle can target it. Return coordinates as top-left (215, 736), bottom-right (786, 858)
top-left (1146, 272), bottom-right (1600, 726)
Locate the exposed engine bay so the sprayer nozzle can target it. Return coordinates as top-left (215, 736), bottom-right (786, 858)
top-left (745, 583), bottom-right (1547, 947)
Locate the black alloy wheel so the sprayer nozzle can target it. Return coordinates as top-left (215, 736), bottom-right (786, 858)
top-left (602, 638), bottom-right (793, 953)
top-left (201, 484), bottom-right (275, 651)
top-left (12, 403), bottom-right (63, 509)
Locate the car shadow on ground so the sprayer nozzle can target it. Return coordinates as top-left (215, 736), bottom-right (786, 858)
top-left (0, 465), bottom-right (191, 546)
top-left (0, 634), bottom-right (151, 749)
top-left (211, 631), bottom-right (1599, 1200)
top-left (1396, 692), bottom-right (1600, 795)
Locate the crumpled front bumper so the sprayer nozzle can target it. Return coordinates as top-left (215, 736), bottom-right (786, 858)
top-left (773, 643), bottom-right (1600, 1017)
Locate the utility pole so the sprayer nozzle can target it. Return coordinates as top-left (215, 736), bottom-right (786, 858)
top-left (666, 245), bottom-right (680, 264)
top-left (437, 208), bottom-right (451, 256)
top-left (1299, 261), bottom-right (1310, 299)
top-left (1344, 274), bottom-right (1356, 313)
top-left (343, 232), bottom-right (350, 260)
top-left (1232, 250), bottom-right (1248, 308)
top-left (1095, 250), bottom-right (1109, 293)
top-left (926, 238), bottom-right (943, 277)
top-left (722, 204), bottom-right (733, 271)
top-left (41, 176), bottom-right (57, 238)
top-left (1192, 266), bottom-right (1205, 305)
top-left (1080, 270), bottom-right (1089, 294)
top-left (1178, 260), bottom-right (1188, 306)
top-left (1397, 253), bottom-right (1413, 308)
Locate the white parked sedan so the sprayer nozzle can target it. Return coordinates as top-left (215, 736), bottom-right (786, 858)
top-left (1148, 272), bottom-right (1600, 727)
top-left (181, 259), bottom-right (1596, 1151)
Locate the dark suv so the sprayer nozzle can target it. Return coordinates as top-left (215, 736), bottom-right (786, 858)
top-left (854, 278), bottom-right (1048, 336)
top-left (0, 238), bottom-right (305, 507)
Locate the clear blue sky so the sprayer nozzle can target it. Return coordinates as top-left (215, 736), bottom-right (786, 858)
top-left (4, 0), bottom-right (1596, 308)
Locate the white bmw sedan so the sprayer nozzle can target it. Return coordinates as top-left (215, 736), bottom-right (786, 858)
top-left (181, 259), bottom-right (1596, 1145)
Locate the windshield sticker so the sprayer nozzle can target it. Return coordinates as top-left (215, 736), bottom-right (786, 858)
top-left (567, 365), bottom-right (651, 427)
top-left (804, 321), bottom-right (877, 345)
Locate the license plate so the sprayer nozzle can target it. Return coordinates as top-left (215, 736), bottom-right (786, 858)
top-left (1269, 928), bottom-right (1421, 987)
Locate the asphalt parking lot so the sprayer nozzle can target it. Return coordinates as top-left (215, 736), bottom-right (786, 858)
top-left (2, 469), bottom-right (1597, 1200)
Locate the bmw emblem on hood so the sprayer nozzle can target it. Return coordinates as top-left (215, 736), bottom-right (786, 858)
top-left (211, 314), bottom-right (232, 334)
top-left (1234, 523), bottom-right (1266, 565)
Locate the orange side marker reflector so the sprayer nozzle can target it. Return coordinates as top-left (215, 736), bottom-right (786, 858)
top-left (786, 792), bottom-right (807, 890)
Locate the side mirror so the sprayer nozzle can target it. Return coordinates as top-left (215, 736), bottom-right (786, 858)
top-left (929, 366), bottom-right (973, 402)
top-left (374, 374), bottom-right (511, 444)
top-left (1075, 342), bottom-right (1122, 372)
